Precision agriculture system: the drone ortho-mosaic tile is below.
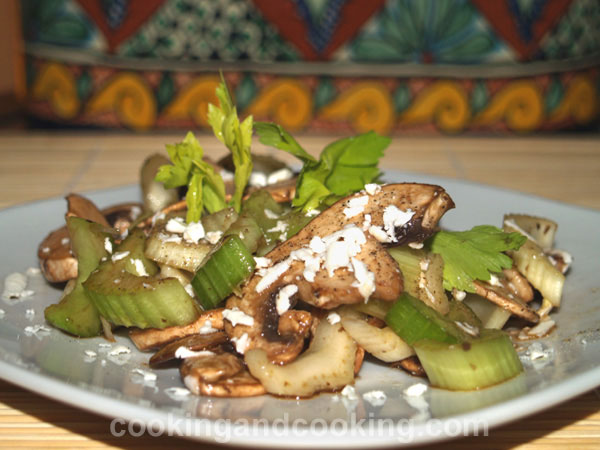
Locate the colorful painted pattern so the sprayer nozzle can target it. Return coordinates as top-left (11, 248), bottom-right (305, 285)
top-left (21, 0), bottom-right (600, 133)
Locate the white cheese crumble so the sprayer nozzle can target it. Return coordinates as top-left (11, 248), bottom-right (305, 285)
top-left (383, 206), bottom-right (414, 242)
top-left (3, 272), bottom-right (34, 300)
top-left (340, 384), bottom-right (358, 400)
top-left (256, 259), bottom-right (291, 292)
top-left (404, 383), bottom-right (428, 397)
top-left (205, 231), bottom-right (223, 244)
top-left (351, 257), bottom-right (376, 300)
top-left (104, 237), bottom-right (113, 254)
top-left (343, 195), bottom-right (369, 219)
top-left (452, 289), bottom-right (467, 301)
top-left (131, 259), bottom-right (149, 277)
top-left (131, 368), bottom-right (157, 382)
top-left (254, 257), bottom-right (272, 269)
top-left (408, 242), bottom-right (424, 249)
top-left (61, 237), bottom-right (70, 245)
top-left (25, 308), bottom-right (35, 319)
top-left (249, 172), bottom-right (268, 187)
top-left (183, 221), bottom-right (205, 244)
top-left (108, 345), bottom-right (131, 356)
top-left (24, 324), bottom-right (51, 337)
top-left (166, 217), bottom-right (187, 233)
top-left (267, 167), bottom-right (294, 185)
top-left (275, 284), bottom-right (298, 315)
top-left (264, 209), bottom-right (280, 220)
top-left (158, 232), bottom-right (182, 244)
top-left (174, 347), bottom-right (215, 359)
top-left (222, 307), bottom-right (255, 327)
top-left (184, 284), bottom-right (195, 298)
top-left (198, 320), bottom-right (218, 334)
top-left (267, 220), bottom-right (288, 241)
top-left (362, 390), bottom-right (387, 407)
top-left (368, 225), bottom-right (390, 243)
top-left (528, 319), bottom-right (556, 337)
top-left (231, 332), bottom-right (250, 354)
top-left (364, 183), bottom-right (381, 195)
top-left (111, 251), bottom-right (130, 262)
top-left (305, 208), bottom-right (320, 217)
top-left (0, 309), bottom-right (5, 318)
top-left (327, 312), bottom-right (341, 325)
top-left (362, 213), bottom-right (372, 231)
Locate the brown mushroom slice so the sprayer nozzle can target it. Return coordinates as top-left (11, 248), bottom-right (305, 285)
top-left (473, 280), bottom-right (539, 323)
top-left (181, 351), bottom-right (266, 397)
top-left (129, 308), bottom-right (224, 351)
top-left (149, 331), bottom-right (228, 366)
top-left (225, 183), bottom-right (454, 364)
top-left (503, 268), bottom-right (534, 302)
top-left (391, 356), bottom-right (427, 377)
top-left (245, 319), bottom-right (357, 397)
top-left (65, 193), bottom-right (110, 227)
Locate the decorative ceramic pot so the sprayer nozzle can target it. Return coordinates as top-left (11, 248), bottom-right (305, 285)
top-left (23, 0), bottom-right (600, 133)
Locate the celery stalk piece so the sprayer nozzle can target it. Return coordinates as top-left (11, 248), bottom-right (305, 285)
top-left (44, 217), bottom-right (112, 337)
top-left (191, 235), bottom-right (256, 310)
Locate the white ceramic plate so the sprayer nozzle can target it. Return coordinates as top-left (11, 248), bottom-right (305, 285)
top-left (1, 172), bottom-right (599, 448)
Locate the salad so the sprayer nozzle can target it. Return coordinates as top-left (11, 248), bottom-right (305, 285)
top-left (38, 78), bottom-right (571, 398)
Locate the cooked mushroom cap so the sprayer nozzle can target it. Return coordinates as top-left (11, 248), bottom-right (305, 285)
top-left (181, 350), bottom-right (266, 397)
top-left (149, 331), bottom-right (228, 366)
top-left (473, 279), bottom-right (539, 323)
top-left (225, 183), bottom-right (454, 364)
top-left (129, 308), bottom-right (224, 351)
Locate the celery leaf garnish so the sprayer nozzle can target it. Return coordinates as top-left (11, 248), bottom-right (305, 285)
top-left (207, 75), bottom-right (253, 213)
top-left (426, 225), bottom-right (527, 293)
top-left (155, 131), bottom-right (227, 223)
top-left (255, 123), bottom-right (390, 212)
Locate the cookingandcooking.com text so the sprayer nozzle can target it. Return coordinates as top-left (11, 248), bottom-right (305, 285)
top-left (109, 413), bottom-right (489, 443)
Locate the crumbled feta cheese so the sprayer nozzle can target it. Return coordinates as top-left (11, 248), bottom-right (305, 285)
top-left (528, 319), bottom-right (556, 337)
top-left (267, 168), bottom-right (294, 185)
top-left (0, 309), bottom-right (5, 318)
top-left (183, 221), bottom-right (205, 244)
top-left (131, 258), bottom-right (149, 277)
top-left (166, 217), bottom-right (187, 234)
top-left (83, 349), bottom-right (97, 362)
top-left (408, 242), bottom-right (424, 249)
top-left (41, 247), bottom-right (50, 254)
top-left (275, 284), bottom-right (298, 315)
top-left (308, 236), bottom-right (326, 254)
top-left (220, 169), bottom-right (234, 182)
top-left (231, 332), bottom-right (250, 354)
top-left (340, 384), bottom-right (358, 400)
top-left (111, 251), bottom-right (130, 262)
top-left (108, 345), bottom-right (131, 356)
top-left (489, 274), bottom-right (501, 286)
top-left (362, 213), bottom-right (372, 231)
top-left (198, 320), bottom-right (217, 334)
top-left (452, 289), bottom-right (466, 301)
top-left (267, 220), bottom-right (288, 241)
top-left (174, 347), bottom-right (215, 359)
top-left (23, 324), bottom-right (51, 338)
top-left (249, 172), bottom-right (268, 187)
top-left (404, 383), bottom-right (428, 397)
top-left (25, 308), bottom-right (35, 318)
top-left (130, 368), bottom-right (157, 384)
top-left (368, 225), bottom-right (390, 243)
top-left (327, 312), bottom-right (341, 325)
top-left (383, 206), bottom-right (414, 242)
top-left (61, 237), bottom-right (70, 246)
top-left (364, 183), bottom-right (381, 195)
top-left (256, 259), bottom-right (291, 292)
top-left (419, 259), bottom-right (430, 271)
top-left (222, 307), bottom-right (255, 327)
top-left (104, 237), bottom-right (113, 254)
top-left (343, 195), bottom-right (369, 218)
top-left (324, 240), bottom-right (350, 276)
top-left (305, 209), bottom-right (320, 217)
top-left (362, 390), bottom-right (387, 407)
top-left (184, 284), bottom-right (195, 298)
top-left (264, 209), bottom-right (280, 220)
top-left (254, 257), bottom-right (272, 269)
top-left (205, 231), bottom-right (223, 244)
top-left (351, 257), bottom-right (375, 300)
top-left (291, 247), bottom-right (322, 282)
top-left (3, 272), bottom-right (34, 300)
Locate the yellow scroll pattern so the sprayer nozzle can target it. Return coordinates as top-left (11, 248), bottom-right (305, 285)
top-left (399, 81), bottom-right (470, 133)
top-left (163, 76), bottom-right (220, 126)
top-left (549, 75), bottom-right (598, 125)
top-left (473, 81), bottom-right (544, 132)
top-left (86, 73), bottom-right (156, 130)
top-left (30, 63), bottom-right (80, 119)
top-left (245, 79), bottom-right (312, 131)
top-left (318, 82), bottom-right (394, 134)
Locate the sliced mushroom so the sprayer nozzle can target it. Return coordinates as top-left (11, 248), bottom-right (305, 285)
top-left (473, 279), bottom-right (539, 323)
top-left (181, 350), bottom-right (266, 397)
top-left (391, 356), bottom-right (426, 377)
top-left (225, 183), bottom-right (454, 364)
top-left (149, 331), bottom-right (228, 366)
top-left (38, 196), bottom-right (143, 283)
top-left (129, 308), bottom-right (224, 351)
top-left (503, 267), bottom-right (534, 302)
